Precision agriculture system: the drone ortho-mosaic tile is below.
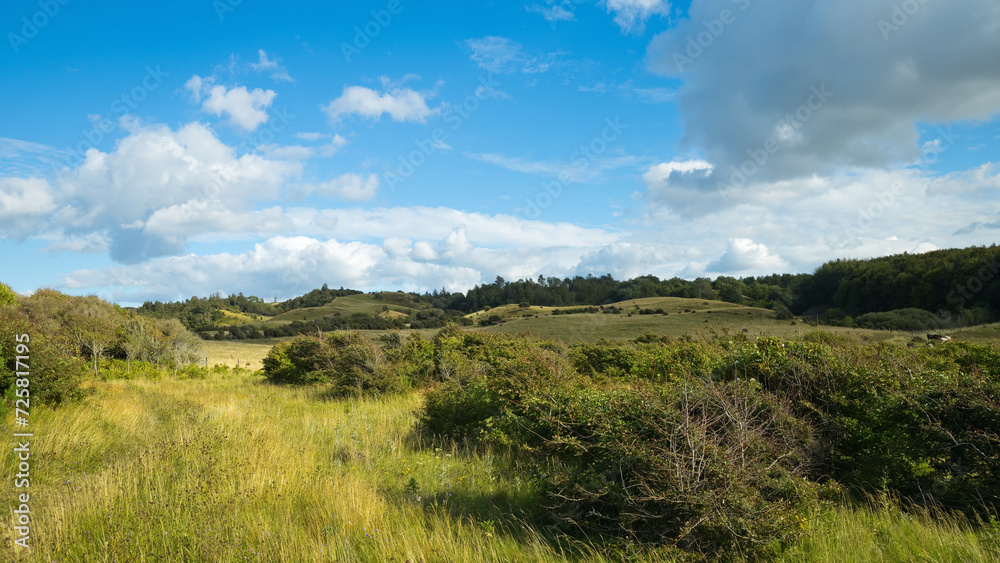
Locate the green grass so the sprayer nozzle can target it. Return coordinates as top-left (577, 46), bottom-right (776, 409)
top-left (0, 374), bottom-right (611, 562)
top-left (3, 366), bottom-right (996, 561)
top-left (267, 294), bottom-right (421, 325)
top-left (473, 297), bottom-right (900, 344)
top-left (780, 497), bottom-right (1000, 562)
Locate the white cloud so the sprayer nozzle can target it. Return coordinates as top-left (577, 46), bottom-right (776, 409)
top-left (0, 178), bottom-right (57, 234)
top-left (707, 238), bottom-right (789, 274)
top-left (289, 133), bottom-right (348, 157)
top-left (183, 75), bottom-right (207, 104)
top-left (59, 226), bottom-right (626, 303)
top-left (200, 84), bottom-right (278, 131)
top-left (606, 0), bottom-right (670, 34)
top-left (323, 85), bottom-right (436, 123)
top-left (52, 121), bottom-right (301, 262)
top-left (250, 49), bottom-right (293, 82)
top-left (296, 173), bottom-right (380, 201)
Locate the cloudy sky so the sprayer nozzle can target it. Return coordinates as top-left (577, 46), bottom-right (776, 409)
top-left (1, 0), bottom-right (999, 305)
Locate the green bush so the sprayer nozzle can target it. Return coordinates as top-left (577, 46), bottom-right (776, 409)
top-left (855, 308), bottom-right (943, 331)
top-left (0, 308), bottom-right (87, 405)
top-left (421, 331), bottom-right (1000, 557)
top-left (262, 332), bottom-right (402, 397)
top-left (423, 343), bottom-right (821, 558)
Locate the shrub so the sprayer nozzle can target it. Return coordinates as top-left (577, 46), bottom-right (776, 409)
top-left (263, 332), bottom-right (402, 397)
top-left (0, 308), bottom-right (87, 406)
top-left (421, 334), bottom-right (823, 559)
top-left (855, 308), bottom-right (943, 331)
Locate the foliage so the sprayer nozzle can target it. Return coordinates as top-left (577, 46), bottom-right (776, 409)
top-left (417, 329), bottom-right (1000, 559)
top-left (854, 308), bottom-right (943, 331)
top-left (0, 307), bottom-right (88, 405)
top-left (0, 282), bottom-right (17, 307)
top-left (262, 332), bottom-right (401, 397)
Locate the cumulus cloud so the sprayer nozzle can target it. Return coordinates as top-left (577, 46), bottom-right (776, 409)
top-left (50, 121), bottom-right (300, 262)
top-left (185, 76), bottom-right (278, 131)
top-left (0, 177), bottom-right (58, 236)
top-left (644, 0), bottom-right (1000, 215)
top-left (202, 85), bottom-right (278, 131)
top-left (606, 0), bottom-right (670, 34)
top-left (0, 177), bottom-right (57, 216)
top-left (707, 238), bottom-right (788, 274)
top-left (323, 85), bottom-right (436, 123)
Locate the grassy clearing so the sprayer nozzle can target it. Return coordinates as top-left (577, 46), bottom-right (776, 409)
top-left (2, 367), bottom-right (996, 561)
top-left (474, 298), bottom-right (900, 344)
top-left (216, 310), bottom-right (273, 326)
top-left (199, 340), bottom-right (277, 370)
top-left (0, 373), bottom-right (628, 562)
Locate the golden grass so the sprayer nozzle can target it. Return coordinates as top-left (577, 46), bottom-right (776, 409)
top-left (199, 340), bottom-right (276, 370)
top-left (0, 374), bottom-right (635, 562)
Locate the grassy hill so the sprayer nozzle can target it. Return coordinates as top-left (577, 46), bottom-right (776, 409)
top-left (265, 293), bottom-right (424, 325)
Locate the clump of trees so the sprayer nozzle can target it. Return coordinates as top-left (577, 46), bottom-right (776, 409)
top-left (0, 285), bottom-right (203, 407)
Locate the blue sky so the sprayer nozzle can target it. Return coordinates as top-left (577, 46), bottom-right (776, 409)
top-left (1, 0), bottom-right (999, 305)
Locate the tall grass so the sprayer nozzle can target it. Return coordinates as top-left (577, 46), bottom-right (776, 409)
top-left (0, 371), bottom-right (635, 562)
top-left (2, 368), bottom-right (996, 561)
top-left (781, 495), bottom-right (1000, 562)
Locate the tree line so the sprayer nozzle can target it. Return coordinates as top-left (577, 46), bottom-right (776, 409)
top-left (135, 244), bottom-right (1000, 336)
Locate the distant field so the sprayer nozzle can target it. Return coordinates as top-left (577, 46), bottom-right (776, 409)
top-left (200, 339), bottom-right (278, 370)
top-left (473, 297), bottom-right (905, 344)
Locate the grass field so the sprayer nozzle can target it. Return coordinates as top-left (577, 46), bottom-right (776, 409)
top-left (200, 340), bottom-right (279, 370)
top-left (473, 297), bottom-right (909, 344)
top-left (3, 369), bottom-right (997, 562)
